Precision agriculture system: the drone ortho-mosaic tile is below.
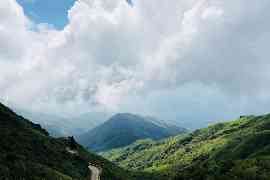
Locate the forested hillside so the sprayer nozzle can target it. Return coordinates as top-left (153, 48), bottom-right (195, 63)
top-left (103, 114), bottom-right (270, 180)
top-left (0, 103), bottom-right (140, 180)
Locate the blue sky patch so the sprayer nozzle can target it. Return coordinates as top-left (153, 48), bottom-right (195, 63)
top-left (16, 0), bottom-right (76, 29)
top-left (126, 0), bottom-right (134, 7)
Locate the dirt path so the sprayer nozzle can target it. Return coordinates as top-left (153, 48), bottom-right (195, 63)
top-left (88, 164), bottom-right (101, 180)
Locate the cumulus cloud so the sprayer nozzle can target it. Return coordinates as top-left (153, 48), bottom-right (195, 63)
top-left (1, 0), bottom-right (270, 127)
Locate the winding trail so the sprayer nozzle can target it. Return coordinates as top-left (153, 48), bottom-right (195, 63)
top-left (66, 147), bottom-right (101, 180)
top-left (89, 164), bottom-right (101, 180)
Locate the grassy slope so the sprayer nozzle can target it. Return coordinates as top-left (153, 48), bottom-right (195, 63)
top-left (0, 103), bottom-right (139, 180)
top-left (103, 114), bottom-right (270, 180)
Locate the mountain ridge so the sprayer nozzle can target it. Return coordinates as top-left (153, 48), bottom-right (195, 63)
top-left (77, 113), bottom-right (187, 152)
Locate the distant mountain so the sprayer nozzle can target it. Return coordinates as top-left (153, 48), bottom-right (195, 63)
top-left (103, 114), bottom-right (270, 180)
top-left (13, 110), bottom-right (75, 137)
top-left (0, 102), bottom-right (142, 180)
top-left (15, 109), bottom-right (109, 137)
top-left (71, 112), bottom-right (109, 133)
top-left (144, 116), bottom-right (187, 135)
top-left (77, 113), bottom-right (187, 152)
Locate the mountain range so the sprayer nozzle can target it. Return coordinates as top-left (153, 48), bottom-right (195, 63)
top-left (2, 100), bottom-right (270, 180)
top-left (77, 113), bottom-right (187, 152)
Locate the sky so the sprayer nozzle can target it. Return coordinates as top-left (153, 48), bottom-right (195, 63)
top-left (1, 0), bottom-right (270, 128)
top-left (16, 0), bottom-right (76, 29)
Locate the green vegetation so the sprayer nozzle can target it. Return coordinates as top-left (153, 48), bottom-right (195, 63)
top-left (0, 103), bottom-right (141, 180)
top-left (103, 114), bottom-right (270, 180)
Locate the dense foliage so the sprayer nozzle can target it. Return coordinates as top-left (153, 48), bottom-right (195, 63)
top-left (103, 114), bottom-right (270, 180)
top-left (0, 103), bottom-right (138, 180)
top-left (77, 113), bottom-right (186, 152)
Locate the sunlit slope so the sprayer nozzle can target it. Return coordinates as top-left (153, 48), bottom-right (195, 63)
top-left (103, 114), bottom-right (270, 180)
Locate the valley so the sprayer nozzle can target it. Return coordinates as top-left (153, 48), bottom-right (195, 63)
top-left (1, 101), bottom-right (270, 180)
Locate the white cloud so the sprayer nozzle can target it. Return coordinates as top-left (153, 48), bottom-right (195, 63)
top-left (1, 0), bottom-right (270, 127)
top-left (201, 6), bottom-right (223, 20)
